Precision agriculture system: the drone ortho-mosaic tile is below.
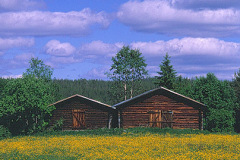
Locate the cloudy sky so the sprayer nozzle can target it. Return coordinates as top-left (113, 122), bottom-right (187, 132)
top-left (0, 0), bottom-right (240, 80)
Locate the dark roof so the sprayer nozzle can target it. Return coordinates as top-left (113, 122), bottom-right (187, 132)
top-left (49, 94), bottom-right (115, 110)
top-left (112, 87), bottom-right (206, 109)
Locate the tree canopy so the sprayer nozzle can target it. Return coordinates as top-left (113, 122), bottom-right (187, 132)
top-left (155, 53), bottom-right (176, 89)
top-left (0, 58), bottom-right (56, 135)
top-left (23, 57), bottom-right (53, 81)
top-left (190, 73), bottom-right (238, 132)
top-left (232, 69), bottom-right (240, 105)
top-left (0, 75), bottom-right (55, 135)
top-left (108, 46), bottom-right (148, 102)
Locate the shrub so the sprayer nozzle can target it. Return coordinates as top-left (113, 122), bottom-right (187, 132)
top-left (53, 118), bottom-right (64, 131)
top-left (207, 109), bottom-right (235, 132)
top-left (0, 125), bottom-right (11, 139)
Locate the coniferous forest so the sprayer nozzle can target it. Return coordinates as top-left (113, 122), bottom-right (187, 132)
top-left (52, 78), bottom-right (156, 105)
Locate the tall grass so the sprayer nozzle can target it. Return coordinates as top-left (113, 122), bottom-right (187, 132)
top-left (33, 127), bottom-right (210, 137)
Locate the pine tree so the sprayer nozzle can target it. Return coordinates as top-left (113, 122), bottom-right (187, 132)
top-left (232, 69), bottom-right (240, 104)
top-left (232, 69), bottom-right (240, 132)
top-left (155, 53), bottom-right (176, 89)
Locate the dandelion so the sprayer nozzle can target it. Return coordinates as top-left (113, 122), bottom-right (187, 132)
top-left (0, 133), bottom-right (240, 159)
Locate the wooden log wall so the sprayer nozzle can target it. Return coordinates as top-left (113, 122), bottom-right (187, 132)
top-left (120, 95), bottom-right (202, 129)
top-left (49, 97), bottom-right (110, 130)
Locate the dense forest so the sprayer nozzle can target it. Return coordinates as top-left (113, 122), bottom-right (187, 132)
top-left (53, 78), bottom-right (156, 105)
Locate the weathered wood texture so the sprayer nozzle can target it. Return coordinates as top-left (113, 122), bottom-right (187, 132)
top-left (120, 95), bottom-right (203, 129)
top-left (49, 97), bottom-right (114, 130)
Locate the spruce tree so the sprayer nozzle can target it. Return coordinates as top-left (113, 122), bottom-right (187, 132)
top-left (232, 69), bottom-right (240, 104)
top-left (232, 69), bottom-right (240, 132)
top-left (155, 53), bottom-right (176, 89)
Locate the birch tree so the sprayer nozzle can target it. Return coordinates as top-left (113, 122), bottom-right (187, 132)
top-left (108, 46), bottom-right (148, 102)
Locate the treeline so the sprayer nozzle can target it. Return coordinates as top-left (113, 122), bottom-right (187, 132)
top-left (53, 78), bottom-right (156, 105)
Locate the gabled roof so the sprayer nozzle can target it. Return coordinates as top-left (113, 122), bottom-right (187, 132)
top-left (112, 87), bottom-right (206, 110)
top-left (49, 94), bottom-right (115, 110)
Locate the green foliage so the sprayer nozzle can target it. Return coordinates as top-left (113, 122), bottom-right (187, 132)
top-left (107, 46), bottom-right (148, 101)
top-left (190, 73), bottom-right (238, 132)
top-left (155, 53), bottom-right (177, 89)
top-left (0, 125), bottom-right (11, 139)
top-left (191, 73), bottom-right (237, 111)
top-left (207, 109), bottom-right (235, 132)
top-left (52, 118), bottom-right (64, 131)
top-left (0, 78), bottom-right (8, 99)
top-left (23, 57), bottom-right (53, 81)
top-left (232, 69), bottom-right (240, 103)
top-left (174, 76), bottom-right (194, 97)
top-left (34, 127), bottom-right (209, 137)
top-left (53, 79), bottom-right (114, 104)
top-left (52, 78), bottom-right (155, 105)
top-left (0, 75), bottom-right (55, 135)
top-left (232, 69), bottom-right (240, 132)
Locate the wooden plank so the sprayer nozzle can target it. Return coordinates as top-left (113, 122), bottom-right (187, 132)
top-left (50, 97), bottom-right (110, 130)
top-left (121, 93), bottom-right (201, 129)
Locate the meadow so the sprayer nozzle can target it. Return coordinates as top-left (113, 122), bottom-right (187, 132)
top-left (0, 128), bottom-right (240, 160)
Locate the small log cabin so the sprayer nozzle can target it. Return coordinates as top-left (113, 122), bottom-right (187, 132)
top-left (49, 94), bottom-right (116, 130)
top-left (113, 87), bottom-right (206, 130)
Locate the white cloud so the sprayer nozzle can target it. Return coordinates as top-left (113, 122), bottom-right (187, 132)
top-left (0, 37), bottom-right (34, 51)
top-left (9, 53), bottom-right (34, 68)
top-left (43, 40), bottom-right (123, 68)
top-left (129, 37), bottom-right (240, 80)
top-left (0, 0), bottom-right (46, 11)
top-left (117, 0), bottom-right (240, 37)
top-left (83, 66), bottom-right (109, 79)
top-left (50, 56), bottom-right (80, 65)
top-left (45, 40), bottom-right (76, 57)
top-left (78, 40), bottom-right (123, 61)
top-left (0, 53), bottom-right (35, 70)
top-left (0, 9), bottom-right (110, 36)
top-left (131, 38), bottom-right (240, 57)
top-left (171, 0), bottom-right (240, 10)
top-left (39, 38), bottom-right (240, 80)
top-left (2, 74), bottom-right (22, 79)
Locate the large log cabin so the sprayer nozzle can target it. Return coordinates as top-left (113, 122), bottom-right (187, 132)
top-left (49, 94), bottom-right (116, 130)
top-left (113, 87), bottom-right (206, 130)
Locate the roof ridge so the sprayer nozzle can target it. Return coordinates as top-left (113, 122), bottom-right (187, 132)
top-left (159, 87), bottom-right (205, 106)
top-left (48, 94), bottom-right (112, 108)
top-left (113, 87), bottom-right (205, 108)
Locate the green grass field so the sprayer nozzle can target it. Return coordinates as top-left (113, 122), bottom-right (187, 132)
top-left (0, 128), bottom-right (240, 159)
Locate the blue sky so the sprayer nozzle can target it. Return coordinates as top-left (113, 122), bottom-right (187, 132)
top-left (0, 0), bottom-right (240, 80)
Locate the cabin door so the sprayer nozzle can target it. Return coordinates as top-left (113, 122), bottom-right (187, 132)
top-left (149, 110), bottom-right (162, 128)
top-left (161, 111), bottom-right (173, 128)
top-left (149, 110), bottom-right (173, 128)
top-left (72, 109), bottom-right (86, 129)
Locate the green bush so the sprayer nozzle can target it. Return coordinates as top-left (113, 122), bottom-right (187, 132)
top-left (53, 118), bottom-right (64, 131)
top-left (0, 125), bottom-right (11, 139)
top-left (207, 109), bottom-right (235, 132)
top-left (0, 75), bottom-right (55, 135)
top-left (190, 73), bottom-right (238, 132)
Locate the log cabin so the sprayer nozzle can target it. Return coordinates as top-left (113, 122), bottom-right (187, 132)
top-left (49, 94), bottom-right (117, 130)
top-left (113, 87), bottom-right (206, 130)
